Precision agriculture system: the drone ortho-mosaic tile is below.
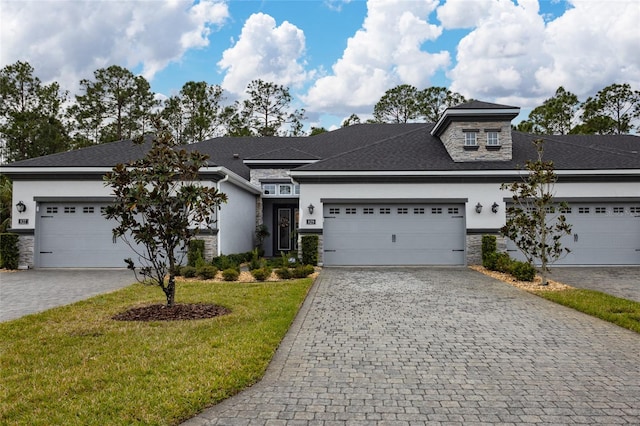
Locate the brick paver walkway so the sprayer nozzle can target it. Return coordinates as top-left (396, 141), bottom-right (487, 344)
top-left (185, 267), bottom-right (640, 425)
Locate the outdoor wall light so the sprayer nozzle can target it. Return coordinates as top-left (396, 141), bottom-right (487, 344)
top-left (491, 202), bottom-right (499, 213)
top-left (16, 201), bottom-right (27, 213)
top-left (475, 202), bottom-right (483, 214)
top-left (307, 203), bottom-right (315, 214)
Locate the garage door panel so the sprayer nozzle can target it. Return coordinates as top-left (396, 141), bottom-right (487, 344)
top-left (38, 202), bottom-right (139, 268)
top-left (323, 203), bottom-right (466, 266)
top-left (507, 203), bottom-right (640, 265)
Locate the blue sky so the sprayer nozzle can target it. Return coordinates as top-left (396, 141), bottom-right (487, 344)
top-left (2, 0), bottom-right (639, 131)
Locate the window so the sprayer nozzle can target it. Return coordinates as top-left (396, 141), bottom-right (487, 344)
top-left (380, 208), bottom-right (391, 214)
top-left (559, 207), bottom-right (572, 214)
top-left (431, 207), bottom-right (442, 214)
top-left (100, 207), bottom-right (108, 214)
top-left (486, 132), bottom-right (499, 146)
top-left (64, 206), bottom-right (76, 214)
top-left (397, 208), bottom-right (408, 215)
top-left (83, 207), bottom-right (95, 214)
top-left (46, 207), bottom-right (58, 214)
top-left (263, 184), bottom-right (276, 195)
top-left (613, 207), bottom-right (624, 214)
top-left (578, 207), bottom-right (590, 214)
top-left (329, 208), bottom-right (340, 215)
top-left (293, 185), bottom-right (300, 195)
top-left (630, 207), bottom-right (640, 214)
top-left (363, 208), bottom-right (374, 215)
top-left (464, 132), bottom-right (477, 146)
top-left (413, 207), bottom-right (425, 214)
top-left (346, 208), bottom-right (357, 215)
top-left (278, 184), bottom-right (292, 195)
top-left (448, 207), bottom-right (459, 215)
top-left (595, 207), bottom-right (606, 214)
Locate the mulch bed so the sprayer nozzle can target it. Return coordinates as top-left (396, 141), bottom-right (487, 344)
top-left (112, 303), bottom-right (230, 322)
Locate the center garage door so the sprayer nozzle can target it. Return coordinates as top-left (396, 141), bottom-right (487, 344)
top-left (506, 202), bottom-right (640, 265)
top-left (37, 202), bottom-right (140, 268)
top-left (322, 203), bottom-right (466, 266)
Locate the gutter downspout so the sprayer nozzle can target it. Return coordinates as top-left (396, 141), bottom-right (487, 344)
top-left (216, 174), bottom-right (229, 257)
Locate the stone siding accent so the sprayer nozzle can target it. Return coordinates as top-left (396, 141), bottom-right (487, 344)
top-left (249, 169), bottom-right (291, 187)
top-left (18, 234), bottom-right (34, 269)
top-left (440, 121), bottom-right (512, 162)
top-left (466, 233), bottom-right (507, 265)
top-left (199, 234), bottom-right (218, 261)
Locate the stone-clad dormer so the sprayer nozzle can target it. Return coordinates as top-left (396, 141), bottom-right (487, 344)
top-left (430, 100), bottom-right (520, 162)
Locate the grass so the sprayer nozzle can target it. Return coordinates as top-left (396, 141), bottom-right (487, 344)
top-left (0, 278), bottom-right (313, 426)
top-left (533, 288), bottom-right (640, 334)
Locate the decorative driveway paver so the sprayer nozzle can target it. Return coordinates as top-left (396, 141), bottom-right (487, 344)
top-left (184, 267), bottom-right (640, 425)
top-left (0, 269), bottom-right (135, 322)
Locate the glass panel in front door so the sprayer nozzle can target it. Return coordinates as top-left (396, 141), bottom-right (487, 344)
top-left (278, 208), bottom-right (292, 251)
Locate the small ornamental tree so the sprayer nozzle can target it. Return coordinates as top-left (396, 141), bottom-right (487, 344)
top-left (103, 123), bottom-right (227, 306)
top-left (500, 139), bottom-right (572, 285)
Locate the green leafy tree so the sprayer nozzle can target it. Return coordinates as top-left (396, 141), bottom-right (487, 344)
top-left (103, 120), bottom-right (228, 306)
top-left (71, 65), bottom-right (157, 144)
top-left (342, 113), bottom-right (361, 127)
top-left (309, 126), bottom-right (328, 136)
top-left (520, 87), bottom-right (579, 135)
top-left (501, 139), bottom-right (572, 285)
top-left (0, 61), bottom-right (70, 162)
top-left (579, 83), bottom-right (640, 135)
top-left (417, 86), bottom-right (466, 123)
top-left (161, 81), bottom-right (225, 144)
top-left (373, 84), bottom-right (420, 123)
top-left (235, 79), bottom-right (306, 136)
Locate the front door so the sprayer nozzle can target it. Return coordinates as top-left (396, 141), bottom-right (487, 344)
top-left (275, 205), bottom-right (299, 254)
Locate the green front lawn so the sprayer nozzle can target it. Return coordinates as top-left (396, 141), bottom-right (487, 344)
top-left (534, 288), bottom-right (640, 334)
top-left (0, 278), bottom-right (313, 426)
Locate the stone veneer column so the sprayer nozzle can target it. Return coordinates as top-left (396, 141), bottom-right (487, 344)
top-left (18, 234), bottom-right (34, 269)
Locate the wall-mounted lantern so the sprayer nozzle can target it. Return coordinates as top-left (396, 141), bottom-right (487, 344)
top-left (16, 201), bottom-right (27, 213)
top-left (475, 202), bottom-right (483, 214)
top-left (307, 203), bottom-right (315, 214)
top-left (491, 202), bottom-right (499, 213)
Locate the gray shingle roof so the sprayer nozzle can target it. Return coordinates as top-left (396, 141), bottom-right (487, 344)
top-left (5, 123), bottom-right (639, 179)
top-left (451, 100), bottom-right (519, 110)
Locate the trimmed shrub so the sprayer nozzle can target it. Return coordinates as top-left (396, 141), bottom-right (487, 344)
top-left (511, 261), bottom-right (536, 281)
top-left (301, 235), bottom-right (319, 266)
top-left (222, 268), bottom-right (239, 281)
top-left (495, 252), bottom-right (514, 273)
top-left (481, 235), bottom-right (497, 267)
top-left (0, 233), bottom-right (19, 270)
top-left (181, 265), bottom-right (197, 278)
top-left (275, 268), bottom-right (292, 280)
top-left (188, 239), bottom-right (205, 267)
top-left (251, 267), bottom-right (271, 281)
top-left (196, 265), bottom-right (218, 280)
top-left (292, 264), bottom-right (315, 278)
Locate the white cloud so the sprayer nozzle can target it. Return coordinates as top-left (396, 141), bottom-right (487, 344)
top-left (0, 0), bottom-right (229, 93)
top-left (441, 0), bottom-right (640, 107)
top-left (302, 0), bottom-right (449, 115)
top-left (217, 13), bottom-right (309, 95)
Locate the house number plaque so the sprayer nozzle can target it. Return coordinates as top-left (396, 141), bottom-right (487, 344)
top-left (306, 219), bottom-right (316, 225)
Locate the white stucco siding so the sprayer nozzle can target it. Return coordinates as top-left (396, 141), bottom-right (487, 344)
top-left (217, 179), bottom-right (258, 255)
top-left (298, 180), bottom-right (640, 232)
top-left (11, 179), bottom-right (112, 230)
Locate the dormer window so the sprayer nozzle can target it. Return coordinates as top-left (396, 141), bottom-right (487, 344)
top-left (486, 131), bottom-right (499, 146)
top-left (464, 131), bottom-right (477, 146)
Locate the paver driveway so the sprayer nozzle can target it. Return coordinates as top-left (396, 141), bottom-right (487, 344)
top-left (185, 267), bottom-right (640, 425)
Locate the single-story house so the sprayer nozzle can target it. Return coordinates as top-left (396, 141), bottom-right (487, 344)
top-left (3, 101), bottom-right (640, 268)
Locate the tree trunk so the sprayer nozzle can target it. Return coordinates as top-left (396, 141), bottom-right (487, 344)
top-left (165, 274), bottom-right (176, 307)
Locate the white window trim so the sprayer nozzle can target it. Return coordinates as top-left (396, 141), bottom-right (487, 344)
top-left (464, 132), bottom-right (477, 146)
top-left (486, 131), bottom-right (500, 146)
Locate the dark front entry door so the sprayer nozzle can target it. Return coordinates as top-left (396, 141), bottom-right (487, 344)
top-left (274, 205), bottom-right (299, 254)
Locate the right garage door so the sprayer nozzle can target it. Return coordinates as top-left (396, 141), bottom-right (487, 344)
top-left (507, 202), bottom-right (640, 265)
top-left (323, 203), bottom-right (466, 266)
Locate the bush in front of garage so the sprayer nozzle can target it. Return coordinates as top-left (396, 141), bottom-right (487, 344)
top-left (0, 233), bottom-right (19, 270)
top-left (301, 235), bottom-right (318, 266)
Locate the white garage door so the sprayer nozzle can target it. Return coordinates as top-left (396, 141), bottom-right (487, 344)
top-left (323, 203), bottom-right (466, 266)
top-left (37, 202), bottom-right (136, 268)
top-left (506, 202), bottom-right (640, 265)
